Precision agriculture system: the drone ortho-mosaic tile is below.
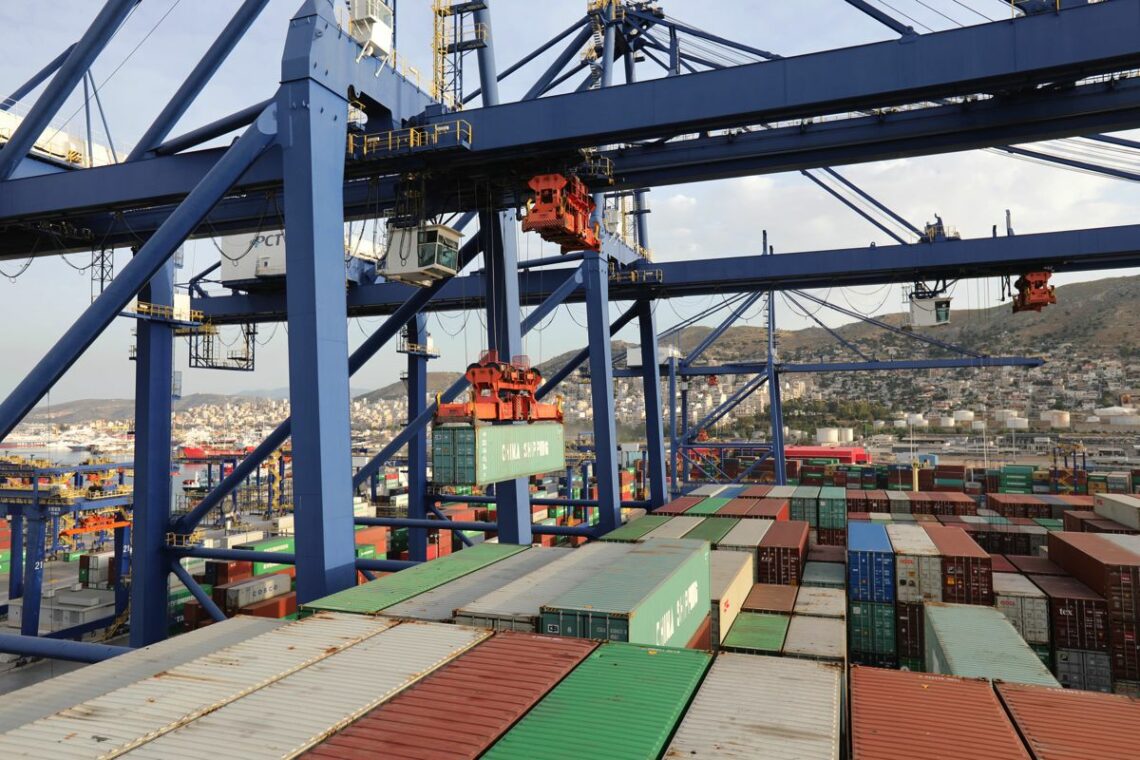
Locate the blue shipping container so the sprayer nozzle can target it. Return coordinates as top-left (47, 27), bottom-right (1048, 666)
top-left (718, 484), bottom-right (746, 499)
top-left (848, 522), bottom-right (895, 604)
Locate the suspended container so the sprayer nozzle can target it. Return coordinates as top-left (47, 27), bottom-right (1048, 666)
top-left (432, 422), bottom-right (565, 486)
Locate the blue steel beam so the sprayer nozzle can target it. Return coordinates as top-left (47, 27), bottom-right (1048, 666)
top-left (0, 107), bottom-right (277, 444)
top-left (0, 0), bottom-right (139, 180)
top-left (800, 170), bottom-right (911, 245)
top-left (783, 291), bottom-right (872, 362)
top-left (536, 300), bottom-right (639, 401)
top-left (170, 559), bottom-right (225, 624)
top-left (464, 17), bottom-right (589, 104)
top-left (766, 280), bottom-right (786, 484)
top-left (688, 372), bottom-right (768, 440)
top-left (638, 299), bottom-right (668, 509)
top-left (682, 291), bottom-right (764, 367)
top-left (0, 633), bottom-right (130, 663)
top-left (842, 0), bottom-right (917, 36)
top-left (613, 357), bottom-right (1044, 377)
top-left (522, 27), bottom-right (594, 100)
top-left (1, 44), bottom-right (77, 111)
top-left (196, 221), bottom-right (1140, 324)
top-left (625, 9), bottom-right (781, 60)
top-left (406, 313), bottom-right (429, 562)
top-left (128, 0), bottom-right (271, 160)
top-left (154, 99), bottom-right (274, 156)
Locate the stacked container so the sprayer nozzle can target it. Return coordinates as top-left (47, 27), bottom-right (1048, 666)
top-left (923, 524), bottom-right (994, 605)
top-left (924, 602), bottom-right (1060, 686)
top-left (848, 522), bottom-right (895, 666)
top-left (791, 486), bottom-right (821, 527)
top-left (709, 550), bottom-right (753, 648)
top-left (757, 521), bottom-right (809, 585)
top-left (992, 573), bottom-right (1050, 665)
top-left (886, 524), bottom-right (942, 669)
top-left (816, 486), bottom-right (847, 546)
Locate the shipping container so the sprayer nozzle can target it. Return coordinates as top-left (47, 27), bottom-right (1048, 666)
top-left (757, 521), bottom-right (809, 585)
top-left (222, 573), bottom-right (291, 613)
top-left (483, 643), bottom-right (710, 760)
top-left (794, 587), bottom-right (845, 619)
top-left (923, 524), bottom-right (994, 605)
top-left (850, 667), bottom-right (1031, 760)
top-left (895, 601), bottom-right (925, 663)
top-left (767, 485), bottom-right (798, 499)
top-left (1093, 492), bottom-right (1140, 530)
top-left (664, 654), bottom-right (840, 760)
top-left (791, 486), bottom-right (821, 526)
top-left (782, 615), bottom-right (845, 662)
top-left (455, 543), bottom-right (636, 631)
top-left (848, 522), bottom-right (895, 603)
top-left (690, 484), bottom-right (727, 497)
top-left (848, 601), bottom-right (895, 656)
top-left (681, 516), bottom-right (739, 545)
top-left (710, 550), bottom-right (753, 646)
top-left (599, 514), bottom-right (671, 542)
top-left (641, 515), bottom-right (705, 541)
top-left (740, 485), bottom-right (772, 498)
top-left (685, 497), bottom-right (731, 516)
top-left (997, 681), bottom-right (1140, 759)
top-left (715, 518), bottom-right (773, 576)
top-left (747, 497), bottom-right (790, 521)
top-left (924, 602), bottom-right (1060, 686)
top-left (887, 523), bottom-right (943, 603)
top-left (801, 561), bottom-right (846, 589)
top-left (1008, 554), bottom-right (1066, 576)
top-left (381, 547), bottom-right (569, 622)
top-left (1053, 647), bottom-right (1113, 692)
top-left (817, 486), bottom-right (847, 530)
top-left (1047, 531), bottom-right (1140, 620)
top-left (540, 539), bottom-right (709, 647)
top-left (720, 611), bottom-right (790, 654)
top-left (303, 543), bottom-right (528, 615)
top-left (306, 633), bottom-right (597, 760)
top-left (1030, 573), bottom-right (1109, 652)
top-left (742, 583), bottom-right (798, 614)
top-left (653, 496), bottom-right (705, 516)
top-left (433, 421), bottom-right (565, 486)
top-left (714, 497), bottom-right (760, 517)
top-left (992, 572), bottom-right (1050, 645)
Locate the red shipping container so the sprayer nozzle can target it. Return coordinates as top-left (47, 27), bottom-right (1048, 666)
top-left (990, 554), bottom-right (1017, 574)
top-left (896, 601), bottom-right (925, 661)
top-left (865, 490), bottom-right (890, 514)
top-left (997, 681), bottom-right (1140, 760)
top-left (716, 498), bottom-right (760, 517)
top-left (1064, 510), bottom-right (1102, 532)
top-left (353, 526), bottom-right (388, 554)
top-left (742, 583), bottom-right (799, 614)
top-left (923, 524), bottom-right (994, 605)
top-left (239, 591), bottom-right (298, 619)
top-left (202, 559), bottom-right (253, 587)
top-left (757, 520), bottom-right (809, 586)
top-left (909, 492), bottom-right (934, 515)
top-left (1087, 519), bottom-right (1139, 536)
top-left (740, 485), bottom-right (771, 498)
top-left (848, 512), bottom-right (872, 522)
top-left (1008, 555), bottom-right (1066, 576)
top-left (817, 527), bottom-right (847, 546)
top-left (808, 544), bottom-right (846, 564)
top-left (685, 614), bottom-right (713, 652)
top-left (655, 496), bottom-right (703, 515)
top-left (1031, 574), bottom-right (1109, 652)
top-left (746, 498), bottom-right (789, 521)
top-left (1047, 532), bottom-right (1140, 620)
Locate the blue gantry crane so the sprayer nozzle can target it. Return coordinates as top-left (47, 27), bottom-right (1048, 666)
top-left (1, 0), bottom-right (1140, 662)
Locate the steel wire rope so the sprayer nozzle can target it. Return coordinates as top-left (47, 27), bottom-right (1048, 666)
top-left (46, 0), bottom-right (180, 143)
top-left (203, 192), bottom-right (274, 262)
top-left (254, 322), bottom-right (279, 346)
top-left (947, 0), bottom-right (994, 21)
top-left (910, 0), bottom-right (965, 27)
top-left (839, 283), bottom-right (894, 317)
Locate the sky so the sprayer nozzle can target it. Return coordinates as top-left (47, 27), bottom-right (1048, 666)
top-left (0, 0), bottom-right (1138, 403)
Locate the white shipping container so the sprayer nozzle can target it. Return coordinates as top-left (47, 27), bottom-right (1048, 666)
top-left (766, 486), bottom-right (797, 499)
top-left (886, 524), bottom-right (943, 603)
top-left (641, 515), bottom-right (705, 540)
top-left (782, 615), bottom-right (846, 662)
top-left (665, 654), bottom-right (841, 759)
top-left (224, 573), bottom-right (291, 611)
top-left (454, 543), bottom-right (636, 631)
top-left (793, 587), bottom-right (846, 619)
top-left (381, 548), bottom-right (569, 622)
top-left (691, 484), bottom-right (727, 497)
top-left (710, 550), bottom-right (753, 647)
top-left (992, 573), bottom-right (1050, 645)
top-left (1093, 493), bottom-right (1140, 530)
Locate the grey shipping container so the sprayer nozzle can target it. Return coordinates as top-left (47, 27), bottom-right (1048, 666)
top-left (710, 550), bottom-right (754, 647)
top-left (382, 547), bottom-right (570, 622)
top-left (691, 484), bottom-right (727, 497)
top-left (664, 654), bottom-right (841, 759)
top-left (887, 491), bottom-right (910, 514)
top-left (801, 561), bottom-right (846, 589)
top-left (541, 538), bottom-right (710, 647)
top-left (886, 523), bottom-right (943, 603)
top-left (924, 602), bottom-right (1060, 687)
top-left (1054, 648), bottom-right (1113, 693)
top-left (224, 574), bottom-right (291, 611)
top-left (454, 543), bottom-right (636, 631)
top-left (782, 614), bottom-right (846, 663)
top-left (992, 572), bottom-right (1050, 645)
top-left (794, 587), bottom-right (846, 619)
top-left (641, 515), bottom-right (705, 541)
top-left (766, 486), bottom-right (798, 500)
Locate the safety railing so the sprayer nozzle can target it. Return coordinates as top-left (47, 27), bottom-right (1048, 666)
top-left (130, 301), bottom-right (205, 323)
top-left (349, 119), bottom-right (473, 157)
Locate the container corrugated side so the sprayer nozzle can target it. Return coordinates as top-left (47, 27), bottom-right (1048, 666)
top-left (716, 518), bottom-right (774, 554)
top-left (794, 587), bottom-right (845, 619)
top-left (0, 613), bottom-right (400, 757)
top-left (684, 497), bottom-right (731, 516)
top-left (681, 517), bottom-right (739, 545)
top-left (302, 543), bottom-right (527, 615)
top-left (1093, 493), bottom-right (1140, 530)
top-left (305, 633), bottom-right (598, 760)
top-left (0, 617), bottom-right (283, 734)
top-left (483, 643), bottom-right (711, 760)
top-left (641, 515), bottom-right (705, 540)
top-left (454, 543), bottom-right (636, 632)
top-left (125, 621), bottom-right (490, 759)
top-left (710, 551), bottom-right (753, 646)
top-left (540, 539), bottom-right (710, 647)
top-left (381, 547), bottom-right (569, 622)
top-left (848, 522), bottom-right (895, 603)
top-left (992, 572), bottom-right (1049, 645)
top-left (743, 583), bottom-right (798, 614)
top-left (721, 612), bottom-right (789, 654)
top-left (664, 654), bottom-right (840, 760)
top-left (887, 523), bottom-right (943, 603)
top-left (851, 667), bottom-right (1031, 760)
top-left (997, 681), bottom-right (1140, 760)
top-left (600, 514), bottom-right (671, 542)
top-left (783, 615), bottom-right (845, 662)
top-left (924, 602), bottom-right (1060, 687)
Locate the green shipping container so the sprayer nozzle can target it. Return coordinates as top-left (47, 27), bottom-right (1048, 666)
top-left (234, 536), bottom-right (295, 575)
top-left (433, 422), bottom-right (565, 486)
top-left (483, 643), bottom-right (710, 760)
top-left (818, 486), bottom-right (847, 530)
top-left (684, 497), bottom-right (731, 516)
top-left (924, 602), bottom-right (1060, 687)
top-left (600, 514), bottom-right (671, 543)
top-left (791, 486), bottom-right (821, 527)
top-left (355, 544), bottom-right (376, 560)
top-left (302, 543), bottom-right (527, 615)
top-left (720, 612), bottom-right (789, 654)
top-left (898, 657), bottom-right (924, 671)
top-left (849, 601), bottom-right (896, 655)
top-left (541, 539), bottom-right (710, 648)
top-left (681, 517), bottom-right (739, 546)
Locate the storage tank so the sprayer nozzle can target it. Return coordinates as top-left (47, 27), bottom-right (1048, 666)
top-left (953, 410), bottom-right (975, 423)
top-left (971, 421), bottom-right (987, 431)
top-left (1050, 411), bottom-right (1070, 429)
top-left (994, 409), bottom-right (1016, 423)
top-left (1085, 415), bottom-right (1101, 425)
top-left (1005, 417), bottom-right (1030, 430)
top-left (816, 427), bottom-right (840, 444)
top-left (893, 419), bottom-right (908, 429)
top-left (912, 418), bottom-right (929, 428)
top-left (839, 428), bottom-right (854, 443)
top-left (872, 420), bottom-right (887, 430)
top-left (938, 417), bottom-right (956, 429)
top-left (906, 413), bottom-right (925, 426)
